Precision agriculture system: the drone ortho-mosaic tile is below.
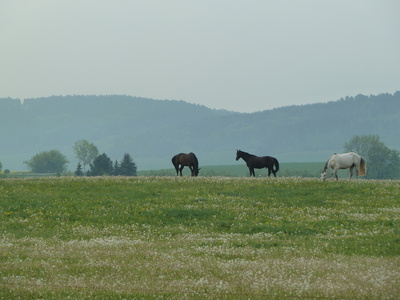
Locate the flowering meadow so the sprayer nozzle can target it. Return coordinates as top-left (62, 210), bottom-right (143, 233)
top-left (1, 176), bottom-right (399, 299)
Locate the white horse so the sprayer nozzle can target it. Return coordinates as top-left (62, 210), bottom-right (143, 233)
top-left (321, 152), bottom-right (367, 181)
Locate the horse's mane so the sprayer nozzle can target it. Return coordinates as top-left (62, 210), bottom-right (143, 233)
top-left (189, 152), bottom-right (199, 167)
top-left (323, 153), bottom-right (336, 171)
top-left (239, 150), bottom-right (255, 157)
top-left (323, 160), bottom-right (329, 172)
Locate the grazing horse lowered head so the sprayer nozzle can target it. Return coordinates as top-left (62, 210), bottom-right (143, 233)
top-left (171, 152), bottom-right (200, 176)
top-left (236, 149), bottom-right (279, 177)
top-left (321, 152), bottom-right (366, 181)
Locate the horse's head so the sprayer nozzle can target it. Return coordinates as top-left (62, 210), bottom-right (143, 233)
top-left (320, 170), bottom-right (328, 181)
top-left (192, 168), bottom-right (201, 177)
top-left (236, 150), bottom-right (241, 161)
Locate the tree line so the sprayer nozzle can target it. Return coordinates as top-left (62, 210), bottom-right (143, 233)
top-left (344, 135), bottom-right (400, 179)
top-left (75, 153), bottom-right (137, 177)
top-left (21, 140), bottom-right (137, 176)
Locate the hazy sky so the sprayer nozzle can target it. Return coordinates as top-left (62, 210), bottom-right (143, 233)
top-left (1, 1), bottom-right (399, 112)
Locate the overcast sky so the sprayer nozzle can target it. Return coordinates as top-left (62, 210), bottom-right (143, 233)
top-left (1, 1), bottom-right (399, 112)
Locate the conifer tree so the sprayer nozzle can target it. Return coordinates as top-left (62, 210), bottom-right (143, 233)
top-left (119, 153), bottom-right (137, 176)
top-left (87, 153), bottom-right (114, 176)
top-left (75, 162), bottom-right (84, 176)
top-left (114, 160), bottom-right (120, 176)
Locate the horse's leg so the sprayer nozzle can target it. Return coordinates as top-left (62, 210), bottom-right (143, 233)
top-left (267, 167), bottom-right (271, 177)
top-left (333, 167), bottom-right (339, 181)
top-left (330, 166), bottom-right (337, 180)
top-left (188, 165), bottom-right (194, 176)
top-left (249, 167), bottom-right (254, 177)
top-left (179, 165), bottom-right (184, 176)
top-left (330, 166), bottom-right (335, 180)
top-left (349, 167), bottom-right (354, 180)
top-left (174, 164), bottom-right (179, 176)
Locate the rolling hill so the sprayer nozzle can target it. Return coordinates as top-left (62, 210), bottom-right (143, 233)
top-left (0, 92), bottom-right (399, 171)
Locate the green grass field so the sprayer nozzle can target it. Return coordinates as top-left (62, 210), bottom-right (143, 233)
top-left (1, 177), bottom-right (399, 299)
top-left (139, 162), bottom-right (324, 178)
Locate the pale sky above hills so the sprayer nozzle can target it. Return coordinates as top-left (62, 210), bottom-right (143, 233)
top-left (1, 0), bottom-right (399, 112)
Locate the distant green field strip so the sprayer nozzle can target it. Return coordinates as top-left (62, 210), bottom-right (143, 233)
top-left (139, 162), bottom-right (328, 177)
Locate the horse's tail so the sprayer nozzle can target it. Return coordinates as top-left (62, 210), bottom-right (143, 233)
top-left (359, 157), bottom-right (367, 176)
top-left (273, 157), bottom-right (279, 172)
top-left (171, 154), bottom-right (178, 167)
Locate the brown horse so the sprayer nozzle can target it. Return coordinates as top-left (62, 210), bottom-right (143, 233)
top-left (236, 149), bottom-right (279, 177)
top-left (171, 152), bottom-right (200, 176)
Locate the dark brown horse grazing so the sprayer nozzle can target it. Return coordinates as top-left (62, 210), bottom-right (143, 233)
top-left (171, 152), bottom-right (200, 176)
top-left (236, 149), bottom-right (279, 177)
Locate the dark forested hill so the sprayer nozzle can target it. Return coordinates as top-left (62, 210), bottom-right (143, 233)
top-left (1, 92), bottom-right (399, 171)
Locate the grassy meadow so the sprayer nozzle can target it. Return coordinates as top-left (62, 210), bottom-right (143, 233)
top-left (0, 176), bottom-right (399, 299)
